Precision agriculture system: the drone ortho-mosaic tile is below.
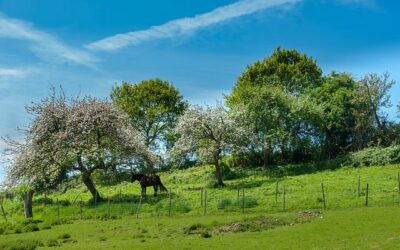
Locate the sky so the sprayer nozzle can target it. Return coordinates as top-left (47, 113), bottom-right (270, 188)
top-left (0, 0), bottom-right (400, 181)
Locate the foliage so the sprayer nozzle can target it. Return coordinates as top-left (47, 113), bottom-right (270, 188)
top-left (227, 48), bottom-right (324, 165)
top-left (352, 72), bottom-right (395, 148)
top-left (111, 79), bottom-right (187, 151)
top-left (310, 72), bottom-right (358, 157)
top-left (345, 145), bottom-right (400, 167)
top-left (226, 48), bottom-right (397, 166)
top-left (3, 89), bottom-right (156, 202)
top-left (170, 105), bottom-right (253, 185)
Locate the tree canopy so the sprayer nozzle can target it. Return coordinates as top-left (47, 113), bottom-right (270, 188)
top-left (4, 90), bottom-right (156, 205)
top-left (170, 105), bottom-right (252, 186)
top-left (111, 79), bottom-right (187, 152)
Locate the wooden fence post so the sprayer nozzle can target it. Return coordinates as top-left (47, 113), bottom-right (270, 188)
top-left (200, 188), bottom-right (203, 208)
top-left (0, 197), bottom-right (7, 222)
top-left (237, 188), bottom-right (240, 204)
top-left (321, 183), bottom-right (326, 209)
top-left (57, 198), bottom-right (60, 218)
top-left (242, 188), bottom-right (245, 214)
top-left (119, 190), bottom-right (122, 203)
top-left (80, 198), bottom-right (83, 220)
top-left (275, 179), bottom-right (279, 203)
top-left (108, 198), bottom-right (111, 218)
top-left (136, 195), bottom-right (142, 219)
top-left (204, 189), bottom-right (207, 215)
top-left (44, 192), bottom-right (47, 207)
top-left (358, 175), bottom-right (361, 197)
top-left (169, 188), bottom-right (172, 217)
top-left (283, 184), bottom-right (286, 211)
top-left (365, 183), bottom-right (369, 207)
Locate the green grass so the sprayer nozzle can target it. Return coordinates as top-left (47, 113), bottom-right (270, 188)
top-left (2, 164), bottom-right (400, 249)
top-left (2, 164), bottom-right (400, 222)
top-left (1, 206), bottom-right (400, 249)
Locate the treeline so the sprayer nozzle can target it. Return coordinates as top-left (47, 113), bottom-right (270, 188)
top-left (3, 47), bottom-right (400, 217)
top-left (225, 48), bottom-right (399, 167)
top-left (111, 47), bottom-right (399, 170)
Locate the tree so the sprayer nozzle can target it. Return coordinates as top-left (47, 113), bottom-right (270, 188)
top-left (227, 47), bottom-right (323, 165)
top-left (3, 90), bottom-right (155, 206)
top-left (3, 139), bottom-right (67, 218)
top-left (227, 47), bottom-right (323, 105)
top-left (359, 73), bottom-right (394, 129)
top-left (111, 79), bottom-right (187, 152)
top-left (311, 72), bottom-right (358, 157)
top-left (353, 72), bottom-right (395, 148)
top-left (170, 105), bottom-right (252, 186)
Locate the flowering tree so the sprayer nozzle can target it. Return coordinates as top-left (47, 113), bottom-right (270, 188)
top-left (170, 105), bottom-right (252, 186)
top-left (4, 90), bottom-right (155, 217)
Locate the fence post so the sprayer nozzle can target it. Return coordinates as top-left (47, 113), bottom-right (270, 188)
top-left (237, 188), bottom-right (240, 204)
top-left (283, 184), bottom-right (286, 211)
top-left (136, 195), bottom-right (142, 219)
top-left (242, 188), bottom-right (245, 214)
top-left (168, 188), bottom-right (172, 217)
top-left (200, 188), bottom-right (203, 208)
top-left (204, 189), bottom-right (207, 215)
top-left (0, 197), bottom-right (7, 222)
top-left (397, 172), bottom-right (400, 194)
top-left (57, 198), bottom-right (60, 218)
top-left (119, 190), bottom-right (122, 203)
top-left (321, 183), bottom-right (326, 209)
top-left (80, 198), bottom-right (83, 219)
top-left (108, 198), bottom-right (111, 218)
top-left (275, 179), bottom-right (279, 203)
top-left (365, 183), bottom-right (369, 207)
top-left (44, 192), bottom-right (47, 207)
top-left (358, 175), bottom-right (361, 197)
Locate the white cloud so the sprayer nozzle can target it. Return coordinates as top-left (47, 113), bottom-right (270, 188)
top-left (86, 0), bottom-right (302, 51)
top-left (0, 68), bottom-right (27, 78)
top-left (0, 13), bottom-right (98, 66)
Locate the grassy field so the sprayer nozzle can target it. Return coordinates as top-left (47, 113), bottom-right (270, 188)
top-left (2, 164), bottom-right (400, 221)
top-left (1, 164), bottom-right (400, 249)
top-left (1, 206), bottom-right (400, 249)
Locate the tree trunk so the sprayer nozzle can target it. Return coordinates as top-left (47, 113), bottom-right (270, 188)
top-left (82, 172), bottom-right (101, 201)
top-left (24, 190), bottom-right (34, 218)
top-left (214, 157), bottom-right (224, 187)
top-left (263, 146), bottom-right (272, 168)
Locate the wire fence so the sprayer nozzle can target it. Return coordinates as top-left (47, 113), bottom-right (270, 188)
top-left (1, 174), bottom-right (400, 222)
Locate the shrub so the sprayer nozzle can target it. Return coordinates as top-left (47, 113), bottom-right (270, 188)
top-left (345, 146), bottom-right (400, 167)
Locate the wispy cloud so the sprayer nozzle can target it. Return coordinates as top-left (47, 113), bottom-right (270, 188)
top-left (86, 0), bottom-right (302, 51)
top-left (0, 68), bottom-right (27, 78)
top-left (0, 13), bottom-right (98, 66)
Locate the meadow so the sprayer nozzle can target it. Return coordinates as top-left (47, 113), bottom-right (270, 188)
top-left (1, 164), bottom-right (400, 249)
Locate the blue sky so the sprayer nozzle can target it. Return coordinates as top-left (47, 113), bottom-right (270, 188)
top-left (1, 0), bottom-right (400, 181)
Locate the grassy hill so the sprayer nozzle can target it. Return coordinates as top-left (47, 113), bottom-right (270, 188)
top-left (2, 164), bottom-right (400, 222)
top-left (1, 164), bottom-right (400, 249)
